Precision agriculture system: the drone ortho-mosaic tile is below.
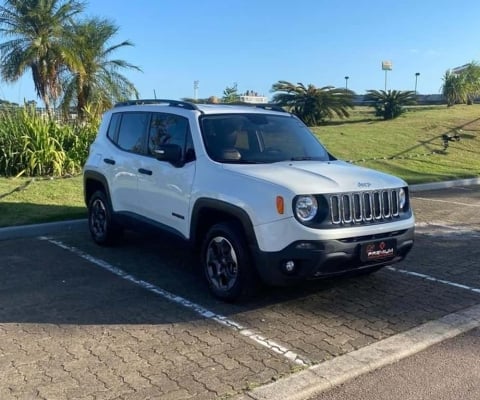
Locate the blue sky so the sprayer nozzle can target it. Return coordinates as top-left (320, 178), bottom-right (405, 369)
top-left (1, 0), bottom-right (480, 103)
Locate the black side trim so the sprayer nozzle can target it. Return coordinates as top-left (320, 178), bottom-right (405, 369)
top-left (190, 198), bottom-right (258, 249)
top-left (115, 211), bottom-right (187, 241)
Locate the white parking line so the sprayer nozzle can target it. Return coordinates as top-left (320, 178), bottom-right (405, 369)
top-left (387, 266), bottom-right (480, 294)
top-left (40, 237), bottom-right (310, 367)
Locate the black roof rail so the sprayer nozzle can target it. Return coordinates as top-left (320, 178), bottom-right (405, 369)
top-left (252, 104), bottom-right (287, 113)
top-left (114, 99), bottom-right (199, 111)
top-left (216, 101), bottom-right (287, 113)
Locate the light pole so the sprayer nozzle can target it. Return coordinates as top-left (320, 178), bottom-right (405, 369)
top-left (414, 72), bottom-right (420, 95)
top-left (193, 80), bottom-right (199, 101)
top-left (344, 76), bottom-right (349, 91)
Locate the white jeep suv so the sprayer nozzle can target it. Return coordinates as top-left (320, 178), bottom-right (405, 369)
top-left (83, 99), bottom-right (415, 301)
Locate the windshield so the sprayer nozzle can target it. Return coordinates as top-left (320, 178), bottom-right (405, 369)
top-left (200, 113), bottom-right (331, 163)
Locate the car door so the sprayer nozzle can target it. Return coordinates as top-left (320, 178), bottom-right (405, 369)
top-left (137, 112), bottom-right (196, 238)
top-left (109, 112), bottom-right (149, 214)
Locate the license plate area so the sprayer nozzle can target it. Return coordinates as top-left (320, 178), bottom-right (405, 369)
top-left (360, 239), bottom-right (397, 262)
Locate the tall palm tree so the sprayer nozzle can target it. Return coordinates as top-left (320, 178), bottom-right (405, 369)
top-left (271, 80), bottom-right (354, 126)
top-left (60, 18), bottom-right (141, 120)
top-left (0, 0), bottom-right (84, 113)
top-left (365, 90), bottom-right (416, 120)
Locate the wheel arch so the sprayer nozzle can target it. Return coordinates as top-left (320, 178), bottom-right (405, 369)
top-left (190, 198), bottom-right (259, 252)
top-left (83, 171), bottom-right (112, 209)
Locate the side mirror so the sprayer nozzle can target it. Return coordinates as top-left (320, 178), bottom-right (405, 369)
top-left (154, 144), bottom-right (183, 166)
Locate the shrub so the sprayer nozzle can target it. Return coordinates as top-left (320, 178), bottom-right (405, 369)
top-left (365, 90), bottom-right (417, 120)
top-left (0, 105), bottom-right (98, 177)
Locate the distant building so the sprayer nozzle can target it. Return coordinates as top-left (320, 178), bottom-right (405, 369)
top-left (239, 90), bottom-right (268, 104)
top-left (451, 64), bottom-right (470, 75)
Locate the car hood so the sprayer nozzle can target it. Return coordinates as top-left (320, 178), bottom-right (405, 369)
top-left (223, 160), bottom-right (407, 193)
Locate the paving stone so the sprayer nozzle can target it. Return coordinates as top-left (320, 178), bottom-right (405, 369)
top-left (0, 187), bottom-right (479, 399)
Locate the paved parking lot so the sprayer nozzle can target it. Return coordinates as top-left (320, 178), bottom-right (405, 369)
top-left (0, 185), bottom-right (479, 399)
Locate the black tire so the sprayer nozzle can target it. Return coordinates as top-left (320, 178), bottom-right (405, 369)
top-left (201, 222), bottom-right (257, 302)
top-left (87, 190), bottom-right (122, 246)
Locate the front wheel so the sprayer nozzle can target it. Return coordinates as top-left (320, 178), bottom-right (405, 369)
top-left (88, 190), bottom-right (122, 246)
top-left (201, 222), bottom-right (257, 301)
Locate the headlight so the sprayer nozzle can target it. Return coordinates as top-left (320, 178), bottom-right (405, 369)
top-left (295, 195), bottom-right (318, 222)
top-left (399, 188), bottom-right (406, 210)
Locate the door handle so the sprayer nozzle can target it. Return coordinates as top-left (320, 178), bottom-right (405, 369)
top-left (138, 168), bottom-right (152, 176)
top-left (103, 158), bottom-right (115, 165)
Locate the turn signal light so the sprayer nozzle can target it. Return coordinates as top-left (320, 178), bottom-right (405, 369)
top-left (276, 196), bottom-right (284, 214)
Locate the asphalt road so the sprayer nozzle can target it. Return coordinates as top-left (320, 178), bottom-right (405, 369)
top-left (0, 184), bottom-right (479, 399)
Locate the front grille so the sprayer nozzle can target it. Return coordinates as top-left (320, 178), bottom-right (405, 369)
top-left (329, 189), bottom-right (401, 225)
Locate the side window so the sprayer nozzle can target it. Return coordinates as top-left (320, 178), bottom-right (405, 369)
top-left (148, 113), bottom-right (195, 162)
top-left (106, 113), bottom-right (121, 142)
top-left (116, 113), bottom-right (149, 154)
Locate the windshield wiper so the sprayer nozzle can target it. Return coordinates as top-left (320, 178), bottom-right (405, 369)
top-left (290, 156), bottom-right (314, 161)
top-left (289, 156), bottom-right (330, 161)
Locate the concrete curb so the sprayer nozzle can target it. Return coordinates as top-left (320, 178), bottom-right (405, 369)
top-left (409, 177), bottom-right (480, 192)
top-left (236, 303), bottom-right (480, 400)
top-left (0, 219), bottom-right (87, 241)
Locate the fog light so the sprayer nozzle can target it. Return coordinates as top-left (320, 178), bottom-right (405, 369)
top-left (284, 260), bottom-right (295, 272)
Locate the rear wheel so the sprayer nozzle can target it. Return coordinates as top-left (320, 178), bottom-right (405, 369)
top-left (201, 222), bottom-right (257, 301)
top-left (88, 190), bottom-right (122, 245)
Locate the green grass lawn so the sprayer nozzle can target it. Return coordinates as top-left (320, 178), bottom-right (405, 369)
top-left (314, 104), bottom-right (480, 183)
top-left (0, 104), bottom-right (479, 228)
top-left (0, 175), bottom-right (85, 227)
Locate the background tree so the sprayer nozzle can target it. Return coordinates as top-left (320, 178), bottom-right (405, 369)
top-left (271, 80), bottom-right (354, 126)
top-left (441, 62), bottom-right (480, 107)
top-left (459, 62), bottom-right (480, 105)
top-left (442, 70), bottom-right (468, 106)
top-left (365, 89), bottom-right (416, 120)
top-left (222, 83), bottom-right (240, 103)
top-left (60, 18), bottom-right (140, 120)
top-left (0, 0), bottom-right (84, 113)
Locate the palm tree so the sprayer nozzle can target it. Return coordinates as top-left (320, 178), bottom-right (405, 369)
top-left (365, 90), bottom-right (417, 120)
top-left (0, 0), bottom-right (84, 113)
top-left (458, 62), bottom-right (480, 105)
top-left (441, 70), bottom-right (467, 107)
top-left (271, 80), bottom-right (354, 126)
top-left (441, 63), bottom-right (480, 107)
top-left (60, 18), bottom-right (141, 120)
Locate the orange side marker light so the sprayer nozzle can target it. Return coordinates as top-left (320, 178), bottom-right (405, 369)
top-left (276, 196), bottom-right (284, 214)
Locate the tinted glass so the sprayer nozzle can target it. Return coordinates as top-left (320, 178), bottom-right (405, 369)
top-left (148, 113), bottom-right (189, 156)
top-left (106, 113), bottom-right (121, 142)
top-left (117, 113), bottom-right (149, 153)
